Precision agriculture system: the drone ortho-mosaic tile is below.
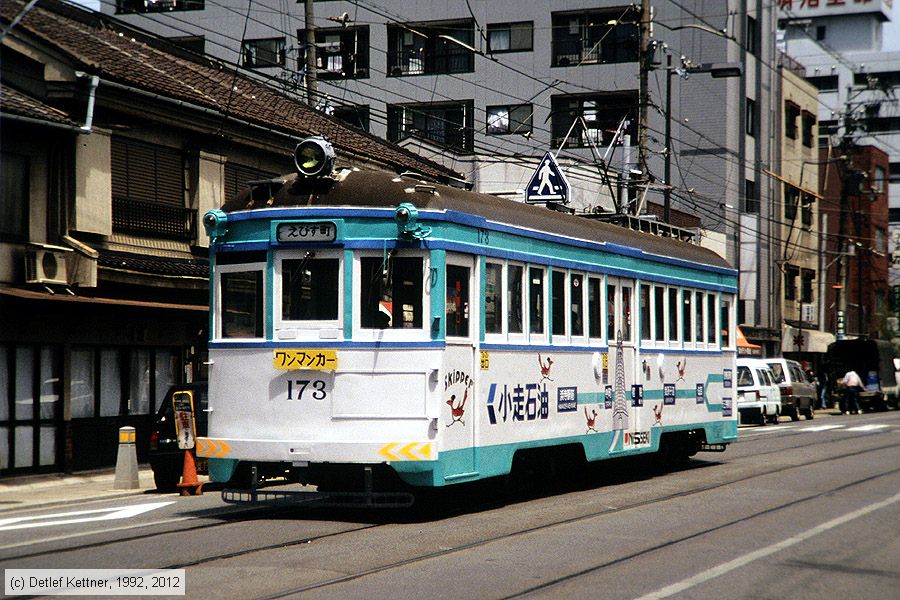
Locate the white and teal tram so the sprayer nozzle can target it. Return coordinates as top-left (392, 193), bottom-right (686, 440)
top-left (197, 138), bottom-right (738, 501)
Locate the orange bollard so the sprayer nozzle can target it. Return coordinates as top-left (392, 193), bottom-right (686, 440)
top-left (176, 450), bottom-right (203, 496)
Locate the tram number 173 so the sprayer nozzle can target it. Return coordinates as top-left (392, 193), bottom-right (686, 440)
top-left (286, 379), bottom-right (328, 401)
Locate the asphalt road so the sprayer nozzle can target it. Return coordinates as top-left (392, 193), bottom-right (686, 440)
top-left (2, 411), bottom-right (899, 599)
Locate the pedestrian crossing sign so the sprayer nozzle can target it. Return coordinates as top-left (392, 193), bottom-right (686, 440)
top-left (525, 152), bottom-right (570, 204)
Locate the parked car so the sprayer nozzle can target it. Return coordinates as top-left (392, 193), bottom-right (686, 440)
top-left (148, 383), bottom-right (209, 491)
top-left (766, 358), bottom-right (816, 421)
top-left (736, 358), bottom-right (782, 425)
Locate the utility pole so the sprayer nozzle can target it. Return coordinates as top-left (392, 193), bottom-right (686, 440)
top-left (636, 0), bottom-right (651, 215)
top-left (663, 52), bottom-right (672, 224)
top-left (304, 0), bottom-right (318, 107)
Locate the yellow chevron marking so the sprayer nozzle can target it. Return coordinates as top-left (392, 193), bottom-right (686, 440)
top-left (196, 438), bottom-right (231, 458)
top-left (378, 443), bottom-right (400, 461)
top-left (380, 442), bottom-right (432, 462)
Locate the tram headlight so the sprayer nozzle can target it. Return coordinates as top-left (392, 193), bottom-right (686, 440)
top-left (203, 209), bottom-right (228, 240)
top-left (395, 203), bottom-right (419, 236)
top-left (293, 136), bottom-right (335, 179)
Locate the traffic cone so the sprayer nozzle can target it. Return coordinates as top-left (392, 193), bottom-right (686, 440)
top-left (176, 449), bottom-right (203, 496)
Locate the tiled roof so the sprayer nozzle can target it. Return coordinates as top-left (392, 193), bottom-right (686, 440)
top-left (0, 85), bottom-right (79, 126)
top-left (0, 0), bottom-right (458, 182)
top-left (97, 248), bottom-right (209, 278)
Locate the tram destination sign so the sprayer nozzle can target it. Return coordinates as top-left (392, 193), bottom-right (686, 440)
top-left (276, 221), bottom-right (336, 243)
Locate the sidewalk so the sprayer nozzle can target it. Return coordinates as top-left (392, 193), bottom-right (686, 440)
top-left (0, 467), bottom-right (162, 514)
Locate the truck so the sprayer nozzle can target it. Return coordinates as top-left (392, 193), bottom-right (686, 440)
top-left (824, 339), bottom-right (900, 412)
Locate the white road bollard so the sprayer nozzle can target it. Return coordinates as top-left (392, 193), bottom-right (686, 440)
top-left (113, 426), bottom-right (140, 489)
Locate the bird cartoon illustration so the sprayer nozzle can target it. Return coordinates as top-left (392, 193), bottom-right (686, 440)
top-left (446, 389), bottom-right (468, 427)
top-left (676, 358), bottom-right (687, 382)
top-left (653, 403), bottom-right (663, 425)
top-left (539, 354), bottom-right (554, 381)
top-left (585, 406), bottom-right (599, 433)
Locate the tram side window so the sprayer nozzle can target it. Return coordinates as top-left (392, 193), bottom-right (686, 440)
top-left (640, 284), bottom-right (651, 341)
top-left (621, 285), bottom-right (632, 342)
top-left (721, 298), bottom-right (731, 347)
top-left (682, 290), bottom-right (693, 343)
top-left (446, 265), bottom-right (470, 337)
top-left (607, 284), bottom-right (616, 341)
top-left (654, 285), bottom-right (665, 342)
top-left (529, 266), bottom-right (544, 334)
top-left (695, 291), bottom-right (705, 344)
top-left (669, 288), bottom-right (678, 343)
top-left (571, 273), bottom-right (584, 337)
top-left (552, 270), bottom-right (566, 336)
top-left (588, 276), bottom-right (602, 339)
top-left (707, 293), bottom-right (717, 344)
top-left (508, 265), bottom-right (524, 334)
top-left (360, 256), bottom-right (423, 329)
top-left (221, 270), bottom-right (263, 338)
top-left (282, 256), bottom-right (339, 320)
top-left (485, 263), bottom-right (503, 334)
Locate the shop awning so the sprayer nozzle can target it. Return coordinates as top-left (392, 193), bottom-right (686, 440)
top-left (737, 326), bottom-right (763, 357)
top-left (781, 325), bottom-right (836, 354)
top-left (0, 286), bottom-right (207, 311)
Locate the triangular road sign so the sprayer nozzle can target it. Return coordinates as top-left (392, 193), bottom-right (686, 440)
top-left (525, 152), bottom-right (570, 204)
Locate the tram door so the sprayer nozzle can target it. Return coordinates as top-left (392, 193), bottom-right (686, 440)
top-left (607, 277), bottom-right (637, 434)
top-left (442, 254), bottom-right (477, 478)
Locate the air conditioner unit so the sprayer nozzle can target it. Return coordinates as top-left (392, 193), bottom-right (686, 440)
top-left (25, 248), bottom-right (69, 285)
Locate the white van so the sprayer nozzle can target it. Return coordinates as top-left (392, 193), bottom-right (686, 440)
top-left (736, 358), bottom-right (782, 425)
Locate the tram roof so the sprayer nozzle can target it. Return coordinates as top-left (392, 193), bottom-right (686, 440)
top-left (224, 168), bottom-right (734, 273)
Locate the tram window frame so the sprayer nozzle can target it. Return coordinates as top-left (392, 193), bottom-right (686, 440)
top-left (355, 252), bottom-right (428, 340)
top-left (275, 249), bottom-right (343, 335)
top-left (446, 263), bottom-right (471, 338)
top-left (484, 262), bottom-right (503, 335)
top-left (551, 269), bottom-right (566, 338)
top-left (682, 289), bottom-right (693, 346)
top-left (528, 266), bottom-right (547, 340)
top-left (621, 284), bottom-right (633, 343)
top-left (216, 262), bottom-right (266, 340)
top-left (640, 283), bottom-right (651, 342)
top-left (570, 272), bottom-right (585, 340)
top-left (654, 285), bottom-right (666, 343)
top-left (668, 287), bottom-right (679, 345)
top-left (707, 293), bottom-right (718, 346)
top-left (507, 263), bottom-right (525, 338)
top-left (587, 275), bottom-right (604, 342)
top-left (721, 297), bottom-right (733, 348)
top-left (695, 290), bottom-right (705, 348)
top-left (607, 283), bottom-right (616, 342)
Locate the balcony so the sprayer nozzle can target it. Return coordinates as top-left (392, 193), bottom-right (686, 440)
top-left (112, 197), bottom-right (197, 242)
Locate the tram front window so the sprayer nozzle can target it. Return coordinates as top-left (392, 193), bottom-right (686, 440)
top-left (221, 270), bottom-right (263, 338)
top-left (282, 256), bottom-right (339, 320)
top-left (360, 256), bottom-right (423, 329)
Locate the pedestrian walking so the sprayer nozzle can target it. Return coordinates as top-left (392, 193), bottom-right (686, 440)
top-left (841, 370), bottom-right (862, 414)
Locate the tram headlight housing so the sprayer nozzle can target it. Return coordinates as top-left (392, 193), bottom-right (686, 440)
top-left (293, 136), bottom-right (335, 179)
top-left (203, 209), bottom-right (228, 241)
top-left (395, 203), bottom-right (419, 236)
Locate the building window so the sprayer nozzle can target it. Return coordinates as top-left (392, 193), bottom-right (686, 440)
top-left (551, 7), bottom-right (639, 67)
top-left (816, 25), bottom-right (826, 41)
top-left (746, 16), bottom-right (758, 56)
top-left (0, 152), bottom-right (28, 241)
top-left (168, 35), bottom-right (205, 54)
top-left (332, 104), bottom-right (370, 132)
top-left (746, 98), bottom-right (756, 138)
top-left (785, 101), bottom-right (800, 139)
top-left (300, 26), bottom-right (369, 80)
top-left (551, 92), bottom-right (637, 148)
top-left (784, 265), bottom-right (799, 301)
top-left (785, 186), bottom-right (800, 220)
top-left (806, 75), bottom-right (839, 91)
top-left (224, 163), bottom-right (277, 206)
top-left (873, 166), bottom-right (886, 194)
top-left (111, 138), bottom-right (191, 240)
top-left (744, 179), bottom-right (759, 213)
top-left (116, 0), bottom-right (203, 14)
top-left (801, 194), bottom-right (814, 227)
top-left (486, 104), bottom-right (533, 135)
top-left (387, 20), bottom-right (474, 76)
top-left (487, 22), bottom-right (533, 53)
top-left (241, 37), bottom-right (285, 68)
top-left (801, 269), bottom-right (815, 304)
top-left (387, 101), bottom-right (474, 151)
top-left (802, 111), bottom-right (816, 147)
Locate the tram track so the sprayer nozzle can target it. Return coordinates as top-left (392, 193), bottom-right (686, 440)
top-left (248, 437), bottom-right (900, 599)
top-left (5, 428), bottom-right (897, 590)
